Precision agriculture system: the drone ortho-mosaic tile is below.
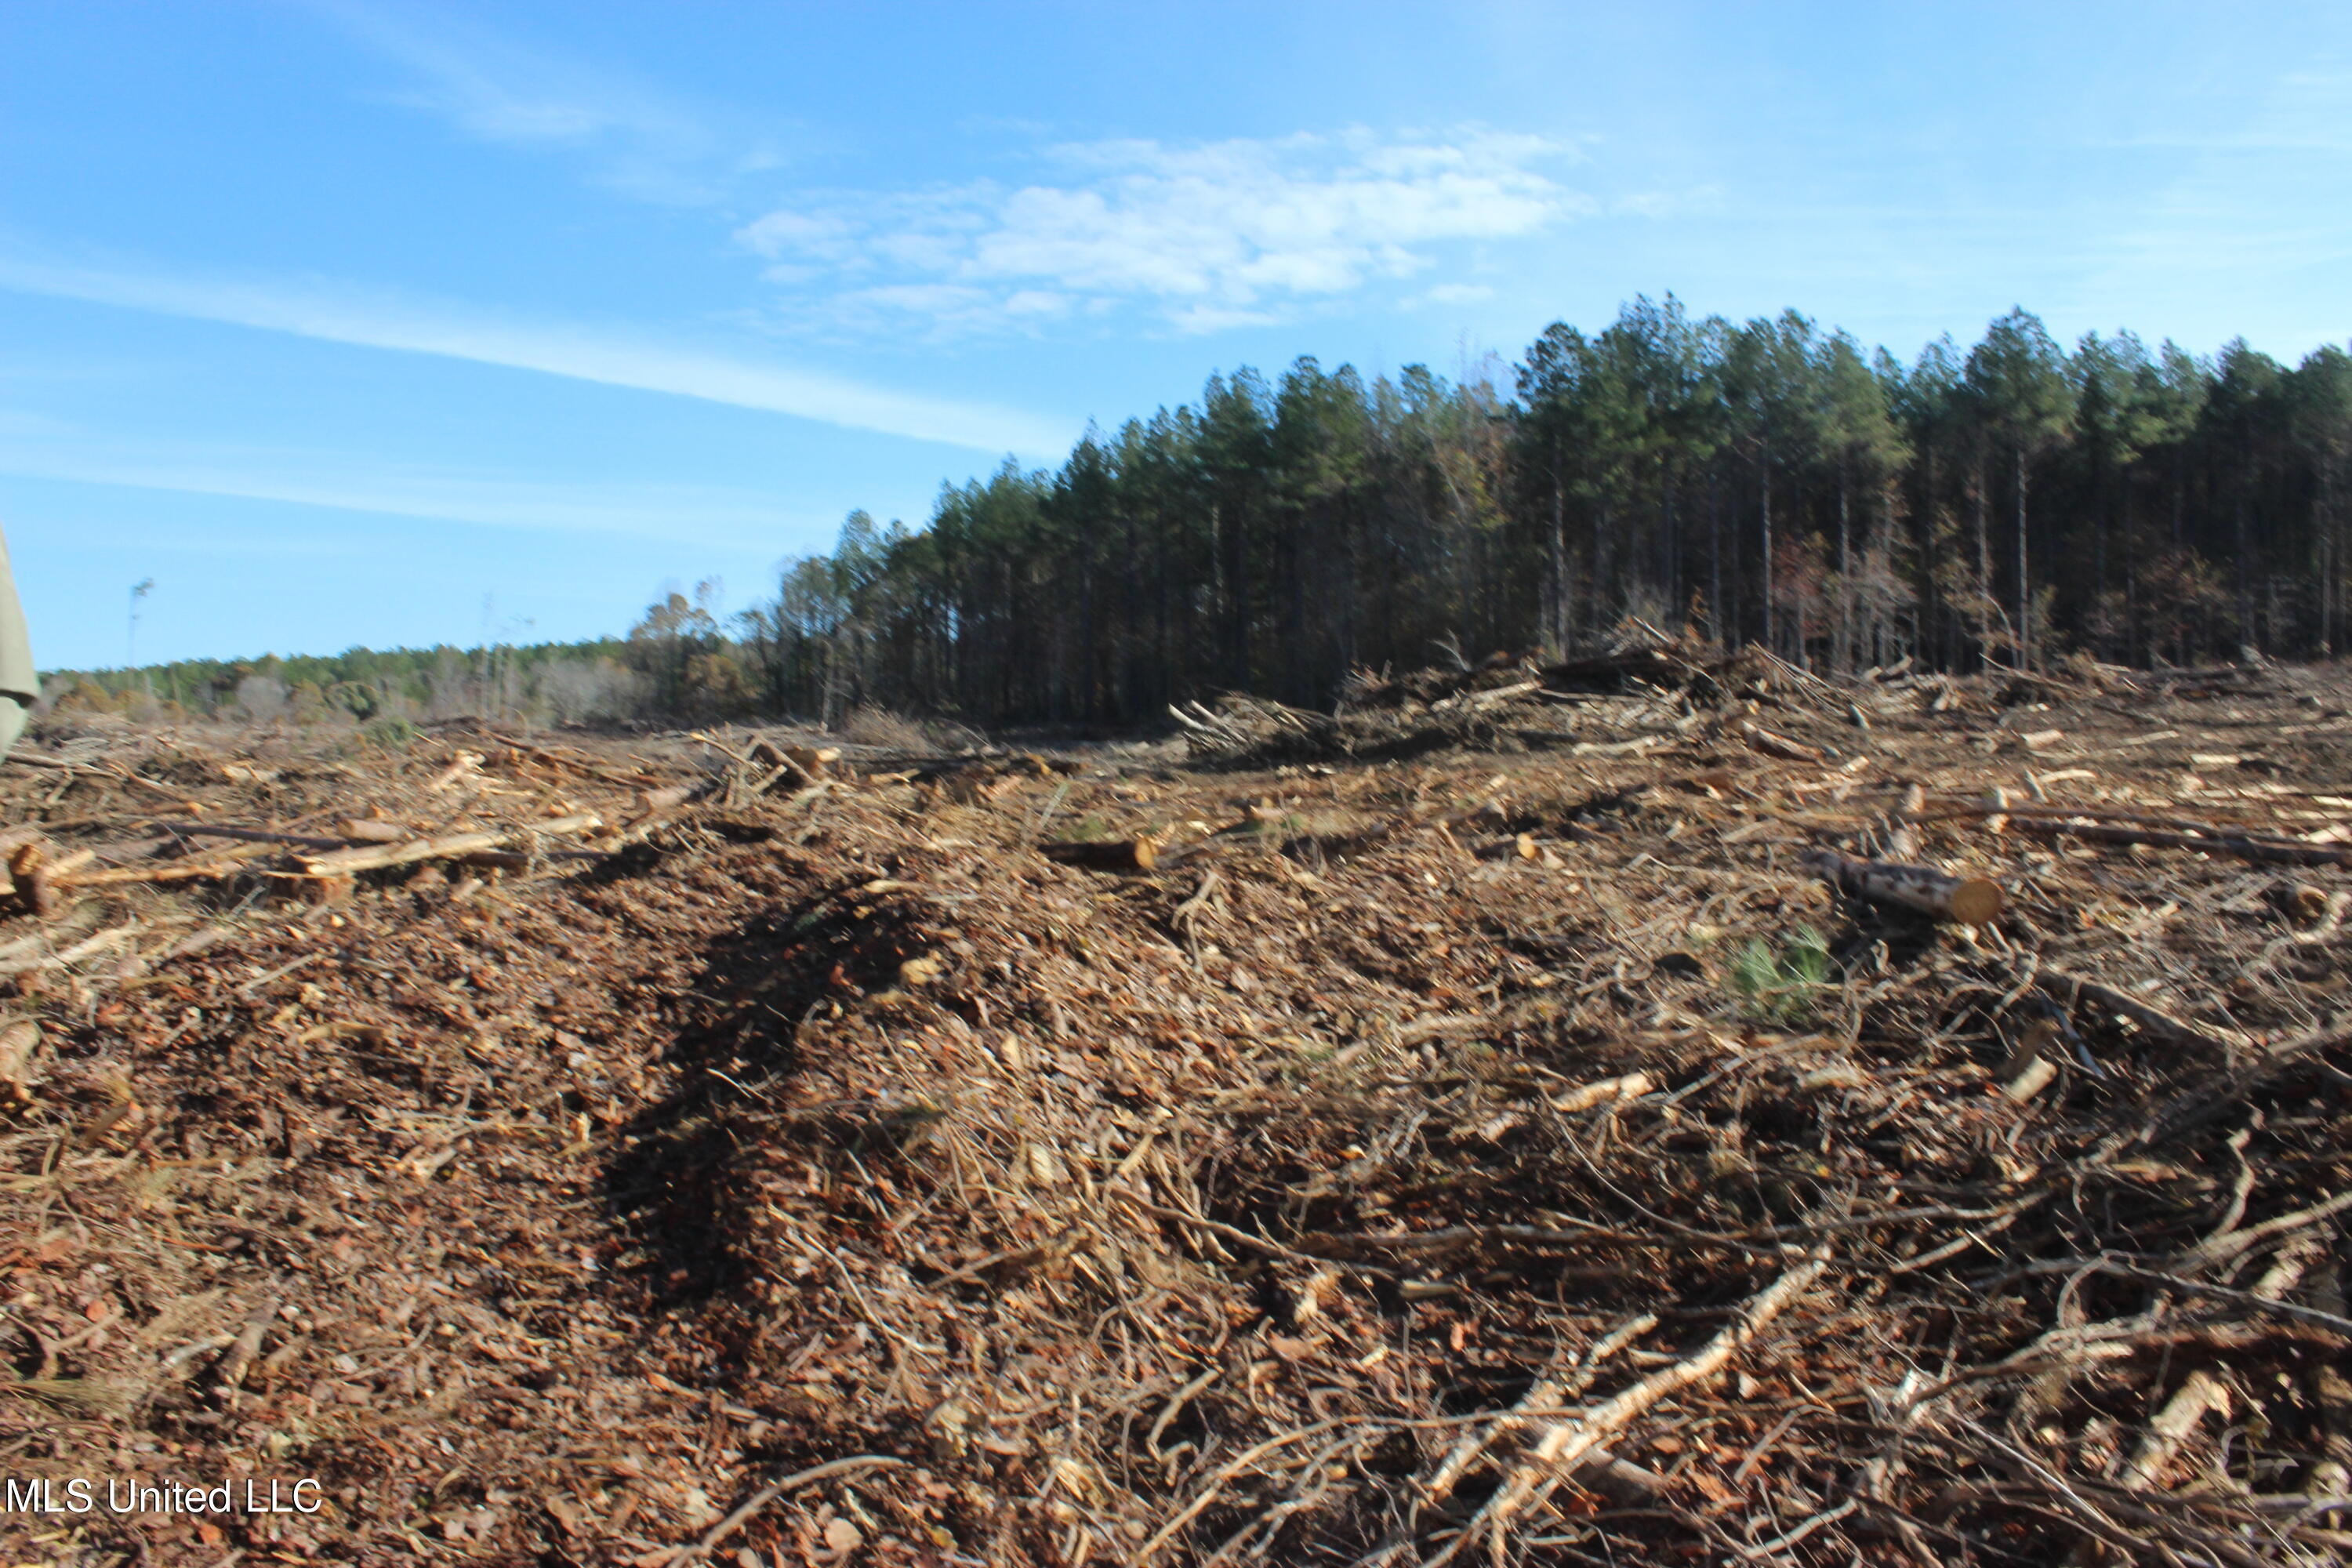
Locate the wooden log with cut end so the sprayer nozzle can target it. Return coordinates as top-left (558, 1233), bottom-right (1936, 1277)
top-left (1040, 837), bottom-right (1156, 873)
top-left (1802, 846), bottom-right (2003, 925)
top-left (295, 812), bottom-right (602, 877)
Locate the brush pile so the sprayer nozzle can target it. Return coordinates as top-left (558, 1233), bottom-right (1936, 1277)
top-left (5, 655), bottom-right (2352, 1566)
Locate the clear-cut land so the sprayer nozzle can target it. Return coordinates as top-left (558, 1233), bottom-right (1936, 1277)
top-left (4, 645), bottom-right (2352, 1565)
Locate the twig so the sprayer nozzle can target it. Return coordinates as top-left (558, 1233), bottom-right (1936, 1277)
top-left (2175, 1188), bottom-right (2352, 1273)
top-left (2031, 967), bottom-right (2247, 1058)
top-left (1416, 1249), bottom-right (1831, 1568)
top-left (1421, 1312), bottom-right (1657, 1504)
top-left (1733, 1498), bottom-right (1857, 1559)
top-left (662, 1454), bottom-right (909, 1564)
top-left (1131, 1200), bottom-right (1398, 1279)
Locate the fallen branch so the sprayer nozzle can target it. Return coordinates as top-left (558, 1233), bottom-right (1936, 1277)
top-left (56, 847), bottom-right (270, 889)
top-left (2000, 815), bottom-right (2352, 869)
top-left (661, 1455), bottom-right (910, 1565)
top-left (2031, 967), bottom-right (2248, 1058)
top-left (1415, 1249), bottom-right (1831, 1567)
top-left (294, 812), bottom-right (601, 877)
top-left (147, 821), bottom-right (351, 851)
top-left (2174, 1188), bottom-right (2352, 1275)
top-left (0, 921), bottom-right (147, 979)
top-left (1420, 1312), bottom-right (1658, 1504)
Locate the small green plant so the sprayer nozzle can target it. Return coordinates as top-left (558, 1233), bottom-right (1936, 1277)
top-left (1728, 927), bottom-right (1832, 1024)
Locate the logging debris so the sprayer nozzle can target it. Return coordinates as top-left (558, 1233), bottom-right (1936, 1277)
top-left (2, 652), bottom-right (2351, 1565)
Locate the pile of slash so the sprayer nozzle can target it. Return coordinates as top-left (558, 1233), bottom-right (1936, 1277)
top-left (6, 642), bottom-right (2352, 1566)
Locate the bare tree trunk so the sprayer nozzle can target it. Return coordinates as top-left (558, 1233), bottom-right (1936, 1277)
top-left (1759, 451), bottom-right (1775, 655)
top-left (2014, 441), bottom-right (2033, 670)
top-left (1972, 455), bottom-right (1991, 669)
top-left (1836, 458), bottom-right (1853, 673)
top-left (2236, 439), bottom-right (2254, 652)
top-left (1548, 468), bottom-right (1569, 654)
top-left (1709, 470), bottom-right (1724, 644)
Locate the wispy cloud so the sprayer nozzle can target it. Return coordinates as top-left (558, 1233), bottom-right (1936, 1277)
top-left (0, 250), bottom-right (1070, 455)
top-left (2077, 66), bottom-right (2352, 332)
top-left (301, 0), bottom-right (780, 205)
top-left (738, 129), bottom-right (1589, 337)
top-left (0, 413), bottom-right (822, 547)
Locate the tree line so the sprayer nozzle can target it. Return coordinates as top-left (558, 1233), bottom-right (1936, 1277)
top-left (56, 299), bottom-right (2352, 732)
top-left (742, 299), bottom-right (2352, 726)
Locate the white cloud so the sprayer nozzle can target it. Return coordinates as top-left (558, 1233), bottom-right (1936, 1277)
top-left (0, 251), bottom-right (1070, 456)
top-left (738, 129), bottom-right (1588, 336)
top-left (303, 0), bottom-right (779, 205)
top-left (0, 416), bottom-right (820, 547)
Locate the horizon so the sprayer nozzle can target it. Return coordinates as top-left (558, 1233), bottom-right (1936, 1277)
top-left (5, 2), bottom-right (2350, 669)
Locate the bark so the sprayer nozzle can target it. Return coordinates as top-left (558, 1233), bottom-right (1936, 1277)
top-left (1802, 846), bottom-right (2003, 925)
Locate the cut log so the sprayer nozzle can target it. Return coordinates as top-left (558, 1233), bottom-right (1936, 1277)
top-left (295, 812), bottom-right (602, 877)
top-left (1040, 837), bottom-right (1156, 873)
top-left (1802, 846), bottom-right (2003, 925)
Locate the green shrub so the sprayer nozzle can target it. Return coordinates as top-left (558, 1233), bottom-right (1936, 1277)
top-left (1728, 927), bottom-right (1832, 1024)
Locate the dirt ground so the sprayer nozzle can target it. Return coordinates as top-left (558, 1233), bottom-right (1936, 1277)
top-left (5, 650), bottom-right (2352, 1566)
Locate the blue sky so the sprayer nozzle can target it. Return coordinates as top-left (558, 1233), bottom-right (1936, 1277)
top-left (3, 1), bottom-right (2348, 670)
